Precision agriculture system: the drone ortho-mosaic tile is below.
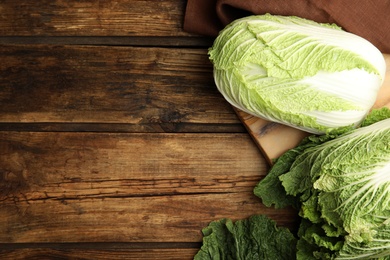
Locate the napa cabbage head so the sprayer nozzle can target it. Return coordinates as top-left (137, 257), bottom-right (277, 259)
top-left (254, 111), bottom-right (390, 259)
top-left (209, 14), bottom-right (386, 134)
top-left (281, 118), bottom-right (390, 259)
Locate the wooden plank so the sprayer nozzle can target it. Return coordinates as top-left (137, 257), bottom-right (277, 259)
top-left (0, 122), bottom-right (245, 133)
top-left (0, 45), bottom-right (240, 131)
top-left (0, 132), bottom-right (267, 197)
top-left (0, 131), bottom-right (297, 243)
top-left (0, 247), bottom-right (199, 260)
top-left (0, 0), bottom-right (191, 37)
top-left (236, 53), bottom-right (390, 164)
top-left (1, 194), bottom-right (295, 243)
top-left (0, 36), bottom-right (214, 47)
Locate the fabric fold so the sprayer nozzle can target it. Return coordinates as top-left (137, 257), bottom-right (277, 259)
top-left (184, 0), bottom-right (390, 53)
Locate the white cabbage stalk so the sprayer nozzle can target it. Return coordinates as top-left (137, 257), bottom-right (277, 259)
top-left (209, 14), bottom-right (387, 134)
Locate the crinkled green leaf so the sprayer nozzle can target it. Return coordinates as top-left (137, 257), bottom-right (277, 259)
top-left (254, 110), bottom-right (390, 259)
top-left (209, 14), bottom-right (386, 134)
top-left (282, 119), bottom-right (390, 259)
top-left (254, 132), bottom-right (338, 208)
top-left (361, 107), bottom-right (390, 127)
top-left (194, 215), bottom-right (297, 260)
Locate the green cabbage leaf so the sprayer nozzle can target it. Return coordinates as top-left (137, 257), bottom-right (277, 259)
top-left (194, 215), bottom-right (297, 260)
top-left (209, 14), bottom-right (386, 134)
top-left (254, 108), bottom-right (390, 259)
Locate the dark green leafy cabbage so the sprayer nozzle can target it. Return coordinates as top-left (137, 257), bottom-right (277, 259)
top-left (195, 108), bottom-right (390, 260)
top-left (194, 215), bottom-right (297, 260)
top-left (255, 108), bottom-right (390, 259)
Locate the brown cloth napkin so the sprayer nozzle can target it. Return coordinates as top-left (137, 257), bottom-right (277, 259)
top-left (184, 0), bottom-right (390, 53)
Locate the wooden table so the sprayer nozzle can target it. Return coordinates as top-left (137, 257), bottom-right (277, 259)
top-left (0, 1), bottom-right (297, 259)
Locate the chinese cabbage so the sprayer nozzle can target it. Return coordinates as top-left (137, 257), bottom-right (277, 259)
top-left (209, 14), bottom-right (386, 134)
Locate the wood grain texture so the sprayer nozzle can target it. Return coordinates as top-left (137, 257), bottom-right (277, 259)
top-left (0, 132), bottom-right (297, 243)
top-left (1, 194), bottom-right (294, 243)
top-left (0, 0), bottom-right (301, 258)
top-left (0, 44), bottom-right (242, 132)
top-left (0, 247), bottom-right (199, 260)
top-left (236, 53), bottom-right (390, 164)
top-left (0, 0), bottom-right (191, 36)
top-left (0, 36), bottom-right (214, 47)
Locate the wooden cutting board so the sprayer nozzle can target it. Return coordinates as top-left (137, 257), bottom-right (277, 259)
top-left (235, 53), bottom-right (390, 165)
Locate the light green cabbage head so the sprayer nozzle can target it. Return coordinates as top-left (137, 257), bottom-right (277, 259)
top-left (254, 110), bottom-right (390, 259)
top-left (209, 14), bottom-right (386, 134)
top-left (280, 117), bottom-right (390, 259)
